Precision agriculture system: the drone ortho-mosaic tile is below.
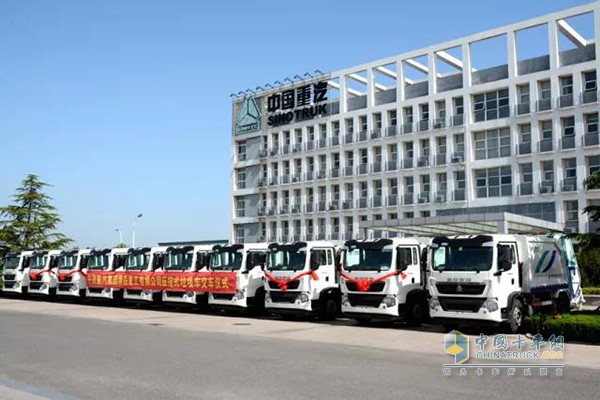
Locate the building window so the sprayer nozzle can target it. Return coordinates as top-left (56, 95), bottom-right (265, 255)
top-left (520, 163), bottom-right (533, 183)
top-left (474, 128), bottom-right (511, 160)
top-left (540, 120), bottom-right (553, 140)
top-left (541, 160), bottom-right (554, 183)
top-left (332, 121), bottom-right (340, 136)
top-left (236, 198), bottom-right (246, 218)
top-left (404, 212), bottom-right (414, 219)
top-left (563, 158), bottom-right (577, 179)
top-left (373, 113), bottom-right (382, 129)
top-left (235, 226), bottom-right (245, 244)
top-left (583, 70), bottom-right (597, 92)
top-left (586, 113), bottom-right (599, 134)
top-left (560, 75), bottom-right (573, 95)
top-left (359, 116), bottom-right (368, 132)
top-left (236, 170), bottom-right (246, 189)
top-left (519, 124), bottom-right (531, 143)
top-left (587, 156), bottom-right (600, 176)
top-left (562, 116), bottom-right (575, 136)
top-left (565, 200), bottom-right (579, 228)
top-left (237, 142), bottom-right (246, 161)
top-left (475, 166), bottom-right (512, 198)
top-left (388, 110), bottom-right (397, 126)
top-left (538, 80), bottom-right (551, 99)
top-left (453, 97), bottom-right (464, 115)
top-left (473, 89), bottom-right (509, 122)
top-left (517, 84), bottom-right (530, 104)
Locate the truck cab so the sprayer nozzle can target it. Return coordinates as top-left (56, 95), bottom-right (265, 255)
top-left (340, 238), bottom-right (428, 324)
top-left (208, 243), bottom-right (268, 312)
top-left (2, 250), bottom-right (33, 295)
top-left (123, 247), bottom-right (164, 303)
top-left (27, 249), bottom-right (62, 296)
top-left (264, 241), bottom-right (341, 319)
top-left (162, 245), bottom-right (213, 306)
top-left (427, 234), bottom-right (584, 333)
top-left (86, 247), bottom-right (129, 301)
top-left (56, 249), bottom-right (91, 298)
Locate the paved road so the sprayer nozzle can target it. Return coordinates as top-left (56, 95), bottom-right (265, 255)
top-left (0, 298), bottom-right (598, 400)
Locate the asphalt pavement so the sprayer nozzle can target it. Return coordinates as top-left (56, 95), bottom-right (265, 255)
top-left (0, 298), bottom-right (598, 400)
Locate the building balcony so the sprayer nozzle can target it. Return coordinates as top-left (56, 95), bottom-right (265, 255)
top-left (403, 158), bottom-right (414, 169)
top-left (304, 204), bottom-right (314, 213)
top-left (267, 207), bottom-right (277, 216)
top-left (417, 156), bottom-right (430, 168)
top-left (386, 125), bottom-right (398, 137)
top-left (318, 138), bottom-right (327, 149)
top-left (279, 204), bottom-right (289, 215)
top-left (386, 195), bottom-right (398, 206)
top-left (331, 168), bottom-right (340, 178)
top-left (453, 189), bottom-right (466, 201)
top-left (539, 181), bottom-right (555, 194)
top-left (259, 149), bottom-right (267, 158)
top-left (257, 207), bottom-right (266, 216)
top-left (581, 90), bottom-right (598, 104)
top-left (519, 182), bottom-right (533, 196)
top-left (435, 154), bottom-right (446, 165)
top-left (559, 94), bottom-right (574, 108)
top-left (357, 164), bottom-right (368, 175)
top-left (290, 205), bottom-right (301, 214)
top-left (269, 177), bottom-right (278, 186)
top-left (516, 102), bottom-right (530, 115)
top-left (417, 192), bottom-right (430, 204)
top-left (517, 142), bottom-right (532, 155)
top-left (584, 132), bottom-right (600, 146)
top-left (316, 170), bottom-right (327, 180)
top-left (537, 98), bottom-right (552, 112)
top-left (370, 129), bottom-right (382, 139)
top-left (371, 162), bottom-right (382, 173)
top-left (560, 135), bottom-right (576, 150)
top-left (269, 147), bottom-right (279, 156)
top-left (329, 201), bottom-right (340, 211)
top-left (358, 130), bottom-right (368, 141)
top-left (342, 200), bottom-right (353, 210)
top-left (304, 171), bottom-right (314, 181)
top-left (418, 119), bottom-right (429, 132)
top-left (291, 174), bottom-right (302, 183)
top-left (433, 119), bottom-right (446, 130)
top-left (451, 152), bottom-right (464, 163)
top-left (281, 144), bottom-right (290, 155)
top-left (372, 196), bottom-right (383, 207)
top-left (344, 133), bottom-right (354, 144)
top-left (434, 192), bottom-right (447, 203)
top-left (330, 137), bottom-right (340, 146)
top-left (305, 141), bottom-right (315, 151)
top-left (561, 177), bottom-right (577, 192)
top-left (451, 114), bottom-right (464, 127)
top-left (403, 193), bottom-right (414, 205)
top-left (386, 160), bottom-right (398, 171)
top-left (539, 138), bottom-right (553, 153)
top-left (402, 122), bottom-right (413, 134)
top-left (357, 198), bottom-right (368, 208)
top-left (292, 143), bottom-right (303, 152)
top-left (344, 166), bottom-right (354, 177)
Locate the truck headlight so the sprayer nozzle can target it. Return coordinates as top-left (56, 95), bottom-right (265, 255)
top-left (382, 295), bottom-right (396, 308)
top-left (297, 292), bottom-right (310, 303)
top-left (235, 289), bottom-right (245, 300)
top-left (429, 296), bottom-right (440, 310)
top-left (342, 294), bottom-right (350, 307)
top-left (265, 292), bottom-right (271, 302)
top-left (481, 299), bottom-right (499, 312)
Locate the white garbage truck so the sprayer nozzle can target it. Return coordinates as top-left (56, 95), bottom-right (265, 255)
top-left (208, 243), bottom-right (268, 312)
top-left (340, 238), bottom-right (429, 324)
top-left (123, 246), bottom-right (165, 303)
top-left (2, 250), bottom-right (33, 295)
top-left (85, 247), bottom-right (129, 301)
top-left (27, 249), bottom-right (62, 296)
top-left (427, 234), bottom-right (585, 333)
top-left (161, 245), bottom-right (213, 306)
top-left (56, 249), bottom-right (92, 298)
top-left (264, 241), bottom-right (342, 319)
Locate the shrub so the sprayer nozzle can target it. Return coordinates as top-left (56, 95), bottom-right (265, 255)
top-left (576, 247), bottom-right (600, 287)
top-left (524, 312), bottom-right (600, 344)
top-left (582, 287), bottom-right (600, 295)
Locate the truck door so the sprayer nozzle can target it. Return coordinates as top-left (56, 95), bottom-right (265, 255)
top-left (497, 242), bottom-right (520, 298)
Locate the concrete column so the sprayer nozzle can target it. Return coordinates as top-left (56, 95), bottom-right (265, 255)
top-left (367, 67), bottom-right (375, 108)
top-left (548, 19), bottom-right (560, 70)
top-left (428, 51), bottom-right (437, 96)
top-left (507, 30), bottom-right (518, 78)
top-left (497, 220), bottom-right (509, 234)
top-left (462, 42), bottom-right (472, 89)
top-left (339, 75), bottom-right (348, 114)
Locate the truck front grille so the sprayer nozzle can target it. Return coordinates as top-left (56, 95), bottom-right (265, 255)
top-left (29, 282), bottom-right (43, 290)
top-left (165, 291), bottom-right (186, 298)
top-left (347, 294), bottom-right (385, 307)
top-left (439, 297), bottom-right (485, 312)
top-left (345, 281), bottom-right (385, 292)
top-left (58, 283), bottom-right (75, 291)
top-left (3, 274), bottom-right (15, 281)
top-left (270, 292), bottom-right (298, 304)
top-left (212, 293), bottom-right (234, 301)
top-left (436, 283), bottom-right (486, 295)
top-left (267, 280), bottom-right (300, 290)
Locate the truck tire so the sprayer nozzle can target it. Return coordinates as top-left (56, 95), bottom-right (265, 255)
top-left (320, 293), bottom-right (339, 321)
top-left (405, 296), bottom-right (427, 326)
top-left (507, 298), bottom-right (524, 333)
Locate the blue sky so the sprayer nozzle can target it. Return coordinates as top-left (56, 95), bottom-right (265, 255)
top-left (0, 0), bottom-right (594, 248)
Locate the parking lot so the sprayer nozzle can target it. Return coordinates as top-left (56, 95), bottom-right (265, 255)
top-left (0, 297), bottom-right (599, 400)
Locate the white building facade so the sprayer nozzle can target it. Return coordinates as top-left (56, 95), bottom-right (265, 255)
top-left (231, 3), bottom-right (600, 244)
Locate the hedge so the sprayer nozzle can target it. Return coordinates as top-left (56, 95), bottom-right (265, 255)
top-left (582, 287), bottom-right (600, 295)
top-left (524, 312), bottom-right (600, 344)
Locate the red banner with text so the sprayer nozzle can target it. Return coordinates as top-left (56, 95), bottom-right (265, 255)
top-left (86, 271), bottom-right (236, 293)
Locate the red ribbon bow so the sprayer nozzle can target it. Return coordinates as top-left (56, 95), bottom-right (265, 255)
top-left (58, 270), bottom-right (86, 282)
top-left (29, 269), bottom-right (54, 281)
top-left (340, 269), bottom-right (407, 292)
top-left (264, 270), bottom-right (319, 291)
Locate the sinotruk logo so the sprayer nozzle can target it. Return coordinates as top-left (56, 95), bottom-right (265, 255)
top-left (236, 96), bottom-right (261, 134)
top-left (444, 330), bottom-right (469, 364)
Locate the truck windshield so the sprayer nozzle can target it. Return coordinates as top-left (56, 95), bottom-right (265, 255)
top-left (58, 255), bottom-right (77, 270)
top-left (87, 255), bottom-right (110, 270)
top-left (3, 255), bottom-right (19, 270)
top-left (29, 255), bottom-right (48, 270)
top-left (164, 251), bottom-right (194, 271)
top-left (345, 246), bottom-right (393, 272)
top-left (211, 250), bottom-right (243, 271)
top-left (432, 246), bottom-right (493, 272)
top-left (268, 248), bottom-right (306, 271)
top-left (125, 254), bottom-right (149, 270)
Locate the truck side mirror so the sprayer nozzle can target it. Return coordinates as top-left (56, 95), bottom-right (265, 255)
top-left (396, 249), bottom-right (411, 271)
top-left (420, 248), bottom-right (428, 271)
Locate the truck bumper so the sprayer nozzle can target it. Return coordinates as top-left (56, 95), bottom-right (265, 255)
top-left (162, 291), bottom-right (206, 305)
top-left (86, 288), bottom-right (120, 300)
top-left (208, 293), bottom-right (247, 309)
top-left (124, 290), bottom-right (158, 303)
top-left (2, 281), bottom-right (25, 294)
top-left (429, 308), bottom-right (502, 324)
top-left (265, 295), bottom-right (313, 314)
top-left (57, 283), bottom-right (84, 297)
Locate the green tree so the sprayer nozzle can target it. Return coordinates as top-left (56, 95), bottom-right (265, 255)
top-left (576, 171), bottom-right (600, 287)
top-left (115, 242), bottom-right (128, 248)
top-left (0, 174), bottom-right (72, 251)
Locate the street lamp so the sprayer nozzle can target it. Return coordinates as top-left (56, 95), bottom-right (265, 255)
top-left (132, 213), bottom-right (143, 247)
top-left (115, 228), bottom-right (123, 245)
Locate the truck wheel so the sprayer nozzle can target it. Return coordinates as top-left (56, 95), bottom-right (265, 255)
top-left (507, 299), bottom-right (524, 333)
top-left (355, 317), bottom-right (372, 326)
top-left (405, 297), bottom-right (427, 327)
top-left (320, 294), bottom-right (339, 321)
top-left (556, 292), bottom-right (570, 314)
